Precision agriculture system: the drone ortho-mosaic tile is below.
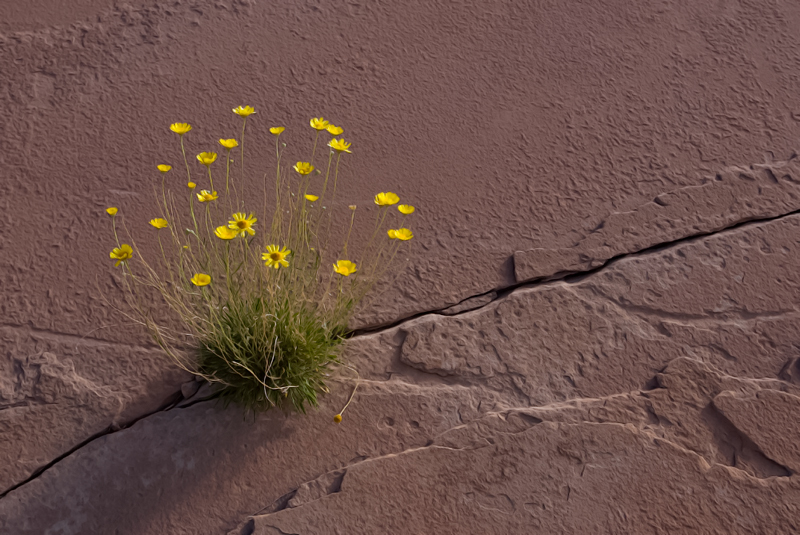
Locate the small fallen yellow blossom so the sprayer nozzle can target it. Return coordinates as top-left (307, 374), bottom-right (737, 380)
top-left (333, 260), bottom-right (357, 276)
top-left (326, 125), bottom-right (343, 136)
top-left (170, 123), bottom-right (192, 135)
top-left (310, 117), bottom-right (330, 130)
top-left (374, 192), bottom-right (400, 206)
top-left (328, 138), bottom-right (352, 153)
top-left (106, 207), bottom-right (118, 216)
top-left (232, 105), bottom-right (256, 117)
top-left (215, 226), bottom-right (237, 240)
top-left (197, 190), bottom-right (218, 202)
top-left (398, 204), bottom-right (415, 215)
top-left (149, 218), bottom-right (168, 229)
top-left (191, 273), bottom-right (211, 286)
top-left (293, 162), bottom-right (314, 175)
top-left (157, 164), bottom-right (172, 173)
top-left (197, 152), bottom-right (217, 166)
top-left (109, 244), bottom-right (133, 266)
top-left (394, 228), bottom-right (413, 241)
top-left (262, 245), bottom-right (291, 269)
top-left (219, 139), bottom-right (238, 149)
top-left (270, 126), bottom-right (285, 135)
top-left (228, 212), bottom-right (257, 237)
top-left (304, 194), bottom-right (319, 202)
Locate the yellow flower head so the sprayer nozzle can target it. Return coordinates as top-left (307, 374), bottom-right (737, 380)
top-left (349, 205), bottom-right (357, 211)
top-left (197, 152), bottom-right (217, 166)
top-left (394, 228), bottom-right (414, 241)
top-left (310, 117), bottom-right (330, 130)
top-left (333, 260), bottom-right (357, 277)
top-left (109, 244), bottom-right (133, 266)
top-left (333, 414), bottom-right (342, 423)
top-left (387, 229), bottom-right (397, 239)
top-left (326, 125), bottom-right (343, 136)
top-left (219, 138), bottom-right (238, 150)
top-left (398, 204), bottom-right (415, 215)
top-left (106, 207), bottom-right (118, 216)
top-left (191, 273), bottom-right (211, 286)
top-left (157, 164), bottom-right (172, 173)
top-left (170, 123), bottom-right (192, 135)
top-left (270, 126), bottom-right (285, 135)
top-left (262, 244), bottom-right (291, 269)
top-left (197, 190), bottom-right (218, 202)
top-left (188, 182), bottom-right (197, 189)
top-left (305, 194), bottom-right (319, 202)
top-left (374, 192), bottom-right (400, 206)
top-left (232, 105), bottom-right (256, 117)
top-left (293, 162), bottom-right (315, 175)
top-left (149, 218), bottom-right (168, 229)
top-left (328, 138), bottom-right (352, 153)
top-left (214, 225), bottom-right (236, 240)
top-left (227, 212), bottom-right (257, 237)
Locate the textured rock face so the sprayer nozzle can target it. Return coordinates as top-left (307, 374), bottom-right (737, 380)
top-left (3, 0), bottom-right (800, 533)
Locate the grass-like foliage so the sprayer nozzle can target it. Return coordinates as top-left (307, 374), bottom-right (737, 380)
top-left (105, 108), bottom-right (415, 415)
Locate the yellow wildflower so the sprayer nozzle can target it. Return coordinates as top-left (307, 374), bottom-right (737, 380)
top-left (398, 204), bottom-right (415, 215)
top-left (270, 127), bottom-right (285, 135)
top-left (197, 152), bottom-right (217, 166)
top-left (170, 123), bottom-right (192, 135)
top-left (109, 244), bottom-right (133, 266)
top-left (394, 228), bottom-right (414, 241)
top-left (349, 205), bottom-right (357, 211)
top-left (214, 226), bottom-right (236, 240)
top-left (305, 194), bottom-right (319, 202)
top-left (227, 212), bottom-right (257, 237)
top-left (326, 125), bottom-right (343, 136)
top-left (328, 138), bottom-right (352, 153)
top-left (293, 162), bottom-right (315, 175)
top-left (157, 164), bottom-right (172, 173)
top-left (333, 414), bottom-right (342, 423)
top-left (232, 105), bottom-right (256, 117)
top-left (219, 139), bottom-right (238, 150)
top-left (262, 245), bottom-right (291, 269)
top-left (149, 218), bottom-right (168, 229)
top-left (333, 260), bottom-right (357, 276)
top-left (387, 229), bottom-right (397, 239)
top-left (191, 273), bottom-right (211, 286)
top-left (188, 182), bottom-right (197, 189)
top-left (310, 117), bottom-right (330, 130)
top-left (106, 207), bottom-right (118, 216)
top-left (374, 192), bottom-right (400, 206)
top-left (197, 190), bottom-right (218, 202)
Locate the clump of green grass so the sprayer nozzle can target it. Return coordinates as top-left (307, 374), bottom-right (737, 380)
top-left (104, 109), bottom-right (416, 415)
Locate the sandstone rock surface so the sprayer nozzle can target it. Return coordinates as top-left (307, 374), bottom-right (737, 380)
top-left (2, 0), bottom-right (800, 533)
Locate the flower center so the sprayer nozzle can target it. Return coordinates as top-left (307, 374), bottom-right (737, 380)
top-left (237, 221), bottom-right (247, 229)
top-left (270, 252), bottom-right (282, 261)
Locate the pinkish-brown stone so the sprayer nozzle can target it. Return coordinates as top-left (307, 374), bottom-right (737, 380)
top-left (3, 0), bottom-right (800, 533)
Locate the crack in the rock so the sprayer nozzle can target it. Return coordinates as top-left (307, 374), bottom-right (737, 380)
top-left (5, 209), bottom-right (800, 506)
top-left (0, 388), bottom-right (184, 499)
top-left (350, 206), bottom-right (800, 337)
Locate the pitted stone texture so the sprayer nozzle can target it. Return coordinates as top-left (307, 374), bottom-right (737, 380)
top-left (0, 326), bottom-right (188, 493)
top-left (514, 159), bottom-right (800, 282)
top-left (398, 215), bottom-right (800, 403)
top-left (0, 382), bottom-right (493, 534)
top-left (714, 389), bottom-right (800, 474)
top-left (253, 371), bottom-right (800, 535)
top-left (3, 0), bottom-right (800, 342)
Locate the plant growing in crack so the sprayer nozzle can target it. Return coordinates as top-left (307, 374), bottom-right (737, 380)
top-left (103, 108), bottom-right (415, 416)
